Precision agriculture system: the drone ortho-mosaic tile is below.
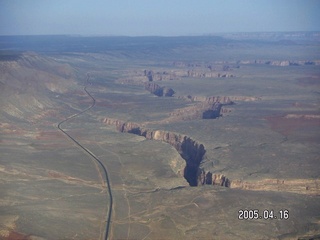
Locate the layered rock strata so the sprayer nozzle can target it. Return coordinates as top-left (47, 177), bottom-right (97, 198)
top-left (186, 70), bottom-right (234, 78)
top-left (239, 59), bottom-right (320, 66)
top-left (103, 118), bottom-right (209, 186)
top-left (102, 118), bottom-right (319, 195)
top-left (175, 59), bottom-right (320, 67)
top-left (143, 69), bottom-right (180, 81)
top-left (169, 102), bottom-right (224, 120)
top-left (230, 179), bottom-right (320, 195)
top-left (179, 95), bottom-right (261, 103)
top-left (144, 82), bottom-right (175, 97)
top-left (121, 68), bottom-right (235, 86)
top-left (198, 170), bottom-right (230, 187)
top-left (169, 95), bottom-right (262, 120)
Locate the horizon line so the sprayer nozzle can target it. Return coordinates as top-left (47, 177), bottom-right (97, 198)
top-left (0, 30), bottom-right (319, 38)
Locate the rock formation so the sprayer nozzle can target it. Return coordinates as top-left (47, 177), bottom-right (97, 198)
top-left (103, 118), bottom-right (209, 186)
top-left (198, 170), bottom-right (230, 187)
top-left (143, 69), bottom-right (181, 81)
top-left (144, 70), bottom-right (154, 81)
top-left (230, 178), bottom-right (320, 195)
top-left (238, 59), bottom-right (320, 66)
top-left (179, 95), bottom-right (261, 103)
top-left (144, 82), bottom-right (175, 97)
top-left (102, 117), bottom-right (320, 195)
top-left (169, 102), bottom-right (223, 120)
top-left (169, 95), bottom-right (263, 120)
top-left (186, 70), bottom-right (234, 78)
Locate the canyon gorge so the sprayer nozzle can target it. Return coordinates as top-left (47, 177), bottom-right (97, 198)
top-left (1, 33), bottom-right (319, 239)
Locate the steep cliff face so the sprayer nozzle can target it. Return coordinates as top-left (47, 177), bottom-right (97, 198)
top-left (169, 102), bottom-right (223, 120)
top-left (169, 95), bottom-right (262, 120)
top-left (144, 82), bottom-right (175, 97)
top-left (179, 95), bottom-right (261, 103)
top-left (103, 118), bottom-right (233, 187)
top-left (198, 170), bottom-right (230, 187)
top-left (102, 118), bottom-right (319, 194)
top-left (103, 118), bottom-right (207, 186)
top-left (230, 179), bottom-right (320, 195)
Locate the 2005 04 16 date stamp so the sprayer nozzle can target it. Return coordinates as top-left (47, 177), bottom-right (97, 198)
top-left (238, 209), bottom-right (289, 220)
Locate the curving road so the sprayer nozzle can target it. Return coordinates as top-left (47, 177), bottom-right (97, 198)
top-left (57, 73), bottom-right (113, 240)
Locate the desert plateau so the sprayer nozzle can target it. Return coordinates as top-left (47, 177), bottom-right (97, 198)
top-left (0, 32), bottom-right (319, 239)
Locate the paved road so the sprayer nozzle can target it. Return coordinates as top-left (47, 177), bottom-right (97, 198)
top-left (57, 73), bottom-right (113, 240)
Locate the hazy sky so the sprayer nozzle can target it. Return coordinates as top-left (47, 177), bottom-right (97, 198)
top-left (0, 0), bottom-right (319, 36)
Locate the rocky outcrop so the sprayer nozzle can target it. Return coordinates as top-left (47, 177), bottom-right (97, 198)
top-left (143, 69), bottom-right (181, 81)
top-left (198, 170), bottom-right (230, 187)
top-left (104, 118), bottom-right (235, 187)
top-left (168, 95), bottom-right (245, 121)
top-left (239, 59), bottom-right (320, 66)
top-left (169, 102), bottom-right (223, 120)
top-left (103, 118), bottom-right (207, 186)
top-left (102, 117), bottom-right (320, 195)
top-left (172, 61), bottom-right (239, 71)
top-left (144, 82), bottom-right (175, 97)
top-left (179, 95), bottom-right (261, 103)
top-left (230, 178), bottom-right (320, 195)
top-left (117, 66), bottom-right (236, 88)
top-left (175, 61), bottom-right (237, 78)
top-left (144, 70), bottom-right (154, 81)
top-left (187, 70), bottom-right (234, 78)
top-left (173, 59), bottom-right (320, 71)
top-left (169, 95), bottom-right (263, 120)
top-left (102, 118), bottom-right (142, 132)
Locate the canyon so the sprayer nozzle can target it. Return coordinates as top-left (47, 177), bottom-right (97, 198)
top-left (144, 82), bottom-right (175, 97)
top-left (1, 34), bottom-right (320, 239)
top-left (102, 117), bottom-right (320, 195)
top-left (103, 117), bottom-right (206, 186)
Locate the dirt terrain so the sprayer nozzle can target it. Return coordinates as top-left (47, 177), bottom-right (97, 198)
top-left (0, 34), bottom-right (319, 239)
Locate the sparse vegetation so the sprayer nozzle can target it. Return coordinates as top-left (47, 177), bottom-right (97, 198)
top-left (0, 34), bottom-right (319, 239)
